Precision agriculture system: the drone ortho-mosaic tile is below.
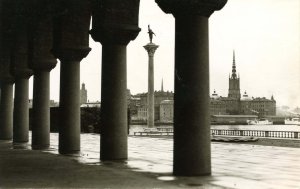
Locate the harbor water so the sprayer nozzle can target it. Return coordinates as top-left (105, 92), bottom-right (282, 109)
top-left (24, 124), bottom-right (300, 174)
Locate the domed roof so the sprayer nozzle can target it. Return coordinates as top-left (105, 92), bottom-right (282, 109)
top-left (211, 90), bottom-right (219, 99)
top-left (241, 91), bottom-right (251, 100)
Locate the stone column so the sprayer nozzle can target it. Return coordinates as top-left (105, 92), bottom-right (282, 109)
top-left (57, 58), bottom-right (83, 154)
top-left (100, 44), bottom-right (128, 159)
top-left (28, 6), bottom-right (57, 150)
top-left (0, 81), bottom-right (14, 140)
top-left (52, 0), bottom-right (91, 154)
top-left (11, 15), bottom-right (33, 144)
top-left (144, 43), bottom-right (159, 128)
top-left (91, 0), bottom-right (140, 160)
top-left (31, 71), bottom-right (51, 149)
top-left (155, 0), bottom-right (227, 176)
top-left (0, 8), bottom-right (14, 140)
top-left (13, 78), bottom-right (30, 143)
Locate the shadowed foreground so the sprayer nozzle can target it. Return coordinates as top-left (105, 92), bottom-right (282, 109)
top-left (0, 141), bottom-right (217, 188)
top-left (1, 135), bottom-right (300, 188)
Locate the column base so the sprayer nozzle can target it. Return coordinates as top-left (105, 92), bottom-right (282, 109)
top-left (0, 139), bottom-right (12, 143)
top-left (59, 149), bottom-right (81, 156)
top-left (13, 142), bottom-right (29, 150)
top-left (32, 144), bottom-right (50, 150)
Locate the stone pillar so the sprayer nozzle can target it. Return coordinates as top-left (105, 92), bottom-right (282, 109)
top-left (0, 5), bottom-right (14, 140)
top-left (13, 78), bottom-right (30, 143)
top-left (91, 0), bottom-right (140, 160)
top-left (28, 5), bottom-right (57, 150)
top-left (100, 44), bottom-right (128, 159)
top-left (144, 43), bottom-right (159, 128)
top-left (10, 14), bottom-right (33, 144)
top-left (31, 71), bottom-right (51, 149)
top-left (155, 0), bottom-right (227, 176)
top-left (0, 82), bottom-right (14, 140)
top-left (58, 59), bottom-right (83, 154)
top-left (52, 0), bottom-right (91, 154)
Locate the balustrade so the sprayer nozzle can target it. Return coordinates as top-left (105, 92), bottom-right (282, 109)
top-left (211, 129), bottom-right (300, 139)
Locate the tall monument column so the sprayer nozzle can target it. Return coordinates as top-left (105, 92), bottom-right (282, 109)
top-left (91, 0), bottom-right (140, 160)
top-left (52, 1), bottom-right (91, 154)
top-left (144, 37), bottom-right (158, 128)
top-left (155, 0), bottom-right (227, 176)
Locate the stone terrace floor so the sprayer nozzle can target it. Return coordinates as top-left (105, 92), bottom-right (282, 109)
top-left (1, 133), bottom-right (300, 188)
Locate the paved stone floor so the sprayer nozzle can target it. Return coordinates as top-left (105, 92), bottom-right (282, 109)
top-left (1, 133), bottom-right (300, 188)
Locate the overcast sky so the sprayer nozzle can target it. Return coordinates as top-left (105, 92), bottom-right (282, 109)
top-left (28, 0), bottom-right (300, 108)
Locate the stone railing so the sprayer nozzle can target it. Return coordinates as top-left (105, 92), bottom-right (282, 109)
top-left (134, 127), bottom-right (300, 139)
top-left (211, 129), bottom-right (300, 139)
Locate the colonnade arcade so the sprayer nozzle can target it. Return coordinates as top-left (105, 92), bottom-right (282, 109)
top-left (0, 0), bottom-right (227, 176)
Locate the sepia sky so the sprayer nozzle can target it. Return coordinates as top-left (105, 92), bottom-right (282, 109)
top-left (29, 0), bottom-right (300, 108)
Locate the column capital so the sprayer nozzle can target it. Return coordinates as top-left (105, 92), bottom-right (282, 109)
top-left (0, 41), bottom-right (15, 84)
top-left (90, 0), bottom-right (141, 45)
top-left (144, 43), bottom-right (159, 57)
top-left (91, 25), bottom-right (141, 45)
top-left (0, 75), bottom-right (14, 85)
top-left (52, 0), bottom-right (91, 61)
top-left (0, 57), bottom-right (14, 84)
top-left (155, 0), bottom-right (227, 17)
top-left (51, 47), bottom-right (91, 62)
top-left (30, 59), bottom-right (57, 72)
top-left (27, 1), bottom-right (60, 72)
top-left (11, 69), bottom-right (33, 80)
top-left (29, 19), bottom-right (57, 72)
top-left (10, 19), bottom-right (33, 80)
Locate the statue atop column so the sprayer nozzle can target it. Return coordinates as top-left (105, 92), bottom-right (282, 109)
top-left (148, 25), bottom-right (155, 43)
top-left (144, 27), bottom-right (159, 128)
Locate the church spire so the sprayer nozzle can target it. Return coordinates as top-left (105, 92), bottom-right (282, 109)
top-left (161, 78), bottom-right (164, 92)
top-left (231, 50), bottom-right (237, 79)
top-left (228, 50), bottom-right (241, 99)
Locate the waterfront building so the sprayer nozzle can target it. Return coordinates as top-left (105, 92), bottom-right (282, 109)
top-left (135, 90), bottom-right (174, 121)
top-left (80, 101), bottom-right (101, 108)
top-left (80, 83), bottom-right (87, 105)
top-left (137, 105), bottom-right (148, 121)
top-left (131, 80), bottom-right (174, 122)
top-left (210, 92), bottom-right (226, 115)
top-left (211, 52), bottom-right (276, 117)
top-left (160, 100), bottom-right (174, 122)
top-left (131, 52), bottom-right (276, 122)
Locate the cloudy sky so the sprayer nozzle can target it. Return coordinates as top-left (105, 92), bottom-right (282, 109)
top-left (28, 0), bottom-right (300, 108)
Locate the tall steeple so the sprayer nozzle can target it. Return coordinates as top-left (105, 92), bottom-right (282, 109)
top-left (231, 50), bottom-right (237, 79)
top-left (161, 78), bottom-right (164, 92)
top-left (228, 50), bottom-right (241, 99)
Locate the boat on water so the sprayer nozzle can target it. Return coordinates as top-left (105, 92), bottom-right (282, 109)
top-left (284, 118), bottom-right (300, 125)
top-left (247, 118), bottom-right (273, 125)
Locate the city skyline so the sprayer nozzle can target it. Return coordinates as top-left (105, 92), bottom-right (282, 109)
top-left (26, 0), bottom-right (299, 108)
